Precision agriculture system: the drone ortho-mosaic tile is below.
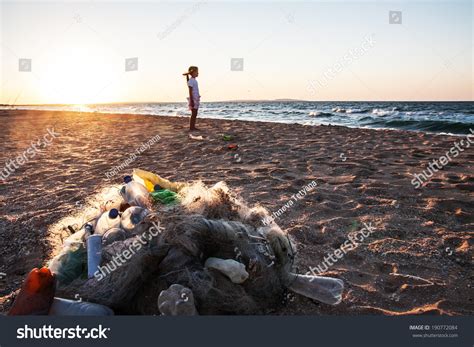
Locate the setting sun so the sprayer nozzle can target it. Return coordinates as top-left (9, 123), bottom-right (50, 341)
top-left (35, 45), bottom-right (119, 104)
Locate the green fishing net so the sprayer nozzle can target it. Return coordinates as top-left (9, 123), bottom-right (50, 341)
top-left (54, 244), bottom-right (87, 285)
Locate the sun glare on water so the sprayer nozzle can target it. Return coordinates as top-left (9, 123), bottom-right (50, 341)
top-left (72, 104), bottom-right (93, 113)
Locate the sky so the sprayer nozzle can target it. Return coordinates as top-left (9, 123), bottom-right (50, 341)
top-left (0, 0), bottom-right (472, 104)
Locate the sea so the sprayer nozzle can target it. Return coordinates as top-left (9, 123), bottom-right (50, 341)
top-left (4, 101), bottom-right (473, 135)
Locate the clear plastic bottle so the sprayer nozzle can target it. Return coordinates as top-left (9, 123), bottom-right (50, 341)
top-left (121, 206), bottom-right (149, 234)
top-left (95, 208), bottom-right (121, 235)
top-left (122, 175), bottom-right (151, 208)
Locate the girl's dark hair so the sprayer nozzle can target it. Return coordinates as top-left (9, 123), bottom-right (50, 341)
top-left (183, 66), bottom-right (198, 82)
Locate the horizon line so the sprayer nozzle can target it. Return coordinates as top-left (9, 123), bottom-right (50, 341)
top-left (2, 99), bottom-right (474, 106)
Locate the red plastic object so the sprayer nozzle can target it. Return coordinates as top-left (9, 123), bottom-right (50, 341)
top-left (8, 267), bottom-right (56, 315)
top-left (228, 144), bottom-right (238, 150)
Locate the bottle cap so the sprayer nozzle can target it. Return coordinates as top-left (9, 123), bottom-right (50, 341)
top-left (131, 213), bottom-right (141, 225)
top-left (109, 208), bottom-right (119, 219)
top-left (85, 223), bottom-right (94, 233)
top-left (154, 184), bottom-right (162, 191)
top-left (124, 175), bottom-right (132, 183)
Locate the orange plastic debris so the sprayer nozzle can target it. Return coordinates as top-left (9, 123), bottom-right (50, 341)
top-left (8, 267), bottom-right (56, 315)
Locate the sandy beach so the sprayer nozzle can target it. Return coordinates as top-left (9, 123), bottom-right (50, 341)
top-left (0, 109), bottom-right (472, 315)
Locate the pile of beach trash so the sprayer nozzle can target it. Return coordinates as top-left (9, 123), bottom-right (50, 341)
top-left (8, 169), bottom-right (344, 316)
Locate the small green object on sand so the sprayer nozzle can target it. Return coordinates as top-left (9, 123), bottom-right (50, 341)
top-left (222, 134), bottom-right (233, 141)
top-left (150, 188), bottom-right (179, 205)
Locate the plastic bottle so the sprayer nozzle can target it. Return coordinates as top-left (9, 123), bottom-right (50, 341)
top-left (86, 234), bottom-right (102, 278)
top-left (102, 186), bottom-right (126, 210)
top-left (287, 273), bottom-right (344, 305)
top-left (95, 208), bottom-right (121, 235)
top-left (102, 227), bottom-right (127, 246)
top-left (122, 175), bottom-right (151, 208)
top-left (49, 297), bottom-right (114, 316)
top-left (121, 206), bottom-right (149, 234)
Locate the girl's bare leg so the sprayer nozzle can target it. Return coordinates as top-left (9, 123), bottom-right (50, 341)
top-left (190, 109), bottom-right (198, 130)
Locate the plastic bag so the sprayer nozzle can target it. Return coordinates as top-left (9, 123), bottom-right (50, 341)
top-left (133, 168), bottom-right (186, 193)
top-left (150, 188), bottom-right (179, 205)
top-left (48, 242), bottom-right (87, 285)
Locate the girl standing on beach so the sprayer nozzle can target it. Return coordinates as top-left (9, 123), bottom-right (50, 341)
top-left (183, 66), bottom-right (200, 131)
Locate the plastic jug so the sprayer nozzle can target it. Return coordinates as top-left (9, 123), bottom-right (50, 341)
top-left (95, 208), bottom-right (121, 235)
top-left (121, 206), bottom-right (149, 234)
top-left (49, 297), bottom-right (114, 316)
top-left (122, 175), bottom-right (151, 208)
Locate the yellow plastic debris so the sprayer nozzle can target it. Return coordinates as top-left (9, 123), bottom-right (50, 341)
top-left (133, 168), bottom-right (186, 193)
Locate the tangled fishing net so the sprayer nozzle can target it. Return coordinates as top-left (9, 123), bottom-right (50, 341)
top-left (48, 171), bottom-right (300, 315)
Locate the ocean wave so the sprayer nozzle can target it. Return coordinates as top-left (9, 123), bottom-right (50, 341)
top-left (332, 107), bottom-right (368, 114)
top-left (346, 109), bottom-right (369, 114)
top-left (371, 108), bottom-right (399, 116)
top-left (367, 119), bottom-right (473, 135)
top-left (309, 111), bottom-right (334, 117)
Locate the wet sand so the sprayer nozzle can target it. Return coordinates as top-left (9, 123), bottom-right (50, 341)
top-left (0, 109), bottom-right (472, 315)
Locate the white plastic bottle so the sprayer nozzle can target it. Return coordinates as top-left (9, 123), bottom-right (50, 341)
top-left (121, 206), bottom-right (149, 234)
top-left (122, 175), bottom-right (151, 208)
top-left (95, 208), bottom-right (121, 235)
